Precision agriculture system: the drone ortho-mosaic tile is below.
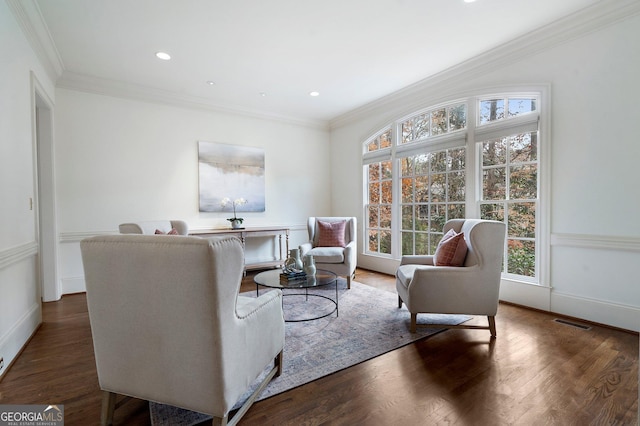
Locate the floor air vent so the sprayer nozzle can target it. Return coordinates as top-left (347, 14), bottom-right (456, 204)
top-left (554, 318), bottom-right (591, 330)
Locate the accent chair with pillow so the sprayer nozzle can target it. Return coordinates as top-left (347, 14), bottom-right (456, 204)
top-left (299, 217), bottom-right (357, 289)
top-left (118, 220), bottom-right (189, 235)
top-left (396, 219), bottom-right (506, 336)
top-left (81, 234), bottom-right (285, 426)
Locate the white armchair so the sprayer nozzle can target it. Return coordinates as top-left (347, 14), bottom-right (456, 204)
top-left (118, 220), bottom-right (189, 235)
top-left (81, 234), bottom-right (285, 425)
top-left (396, 219), bottom-right (506, 336)
top-left (299, 217), bottom-right (357, 289)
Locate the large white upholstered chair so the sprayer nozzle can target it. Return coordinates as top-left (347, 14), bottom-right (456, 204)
top-left (300, 217), bottom-right (357, 289)
top-left (396, 219), bottom-right (506, 336)
top-left (81, 234), bottom-right (285, 426)
top-left (118, 220), bottom-right (189, 235)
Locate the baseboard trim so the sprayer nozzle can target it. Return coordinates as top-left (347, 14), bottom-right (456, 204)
top-left (499, 278), bottom-right (551, 311)
top-left (551, 292), bottom-right (639, 333)
top-left (0, 302), bottom-right (41, 381)
top-left (61, 276), bottom-right (86, 295)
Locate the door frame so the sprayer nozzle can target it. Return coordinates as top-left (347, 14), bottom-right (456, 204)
top-left (31, 72), bottom-right (59, 302)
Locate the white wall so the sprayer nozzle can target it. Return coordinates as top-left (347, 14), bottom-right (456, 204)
top-left (329, 10), bottom-right (640, 330)
top-left (0, 2), bottom-right (55, 378)
top-left (54, 89), bottom-right (332, 294)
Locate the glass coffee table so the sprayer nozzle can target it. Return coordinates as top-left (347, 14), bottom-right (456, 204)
top-left (253, 269), bottom-right (339, 322)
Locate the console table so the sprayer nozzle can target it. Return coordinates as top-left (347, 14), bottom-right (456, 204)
top-left (190, 226), bottom-right (290, 272)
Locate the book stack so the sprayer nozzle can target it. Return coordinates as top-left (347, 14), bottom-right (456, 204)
top-left (280, 271), bottom-right (307, 282)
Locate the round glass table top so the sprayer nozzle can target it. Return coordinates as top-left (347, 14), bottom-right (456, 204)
top-left (253, 268), bottom-right (338, 289)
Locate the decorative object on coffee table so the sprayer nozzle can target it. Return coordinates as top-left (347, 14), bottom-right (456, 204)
top-left (303, 255), bottom-right (316, 276)
top-left (283, 248), bottom-right (303, 273)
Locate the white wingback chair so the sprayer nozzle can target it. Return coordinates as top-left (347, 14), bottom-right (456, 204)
top-left (118, 220), bottom-right (189, 235)
top-left (396, 219), bottom-right (506, 336)
top-left (299, 217), bottom-right (357, 289)
top-left (81, 234), bottom-right (285, 426)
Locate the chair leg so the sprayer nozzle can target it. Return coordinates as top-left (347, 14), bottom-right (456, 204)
top-left (211, 416), bottom-right (228, 426)
top-left (226, 353), bottom-right (282, 426)
top-left (398, 295), bottom-right (403, 309)
top-left (275, 350), bottom-right (283, 377)
top-left (488, 316), bottom-right (497, 337)
top-left (347, 274), bottom-right (352, 289)
top-left (101, 391), bottom-right (116, 426)
top-left (410, 313), bottom-right (417, 333)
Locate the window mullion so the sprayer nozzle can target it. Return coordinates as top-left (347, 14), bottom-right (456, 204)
top-left (467, 98), bottom-right (479, 218)
top-left (391, 123), bottom-right (401, 259)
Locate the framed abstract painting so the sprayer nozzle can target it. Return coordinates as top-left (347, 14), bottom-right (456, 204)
top-left (198, 141), bottom-right (265, 213)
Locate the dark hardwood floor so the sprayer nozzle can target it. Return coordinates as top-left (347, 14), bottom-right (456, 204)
top-left (0, 268), bottom-right (637, 425)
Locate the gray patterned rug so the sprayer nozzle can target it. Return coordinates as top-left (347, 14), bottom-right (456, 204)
top-left (149, 280), bottom-right (470, 425)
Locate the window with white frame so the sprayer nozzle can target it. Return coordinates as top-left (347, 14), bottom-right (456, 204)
top-left (363, 93), bottom-right (542, 283)
top-left (364, 130), bottom-right (392, 255)
top-left (400, 147), bottom-right (467, 255)
top-left (477, 97), bottom-right (539, 279)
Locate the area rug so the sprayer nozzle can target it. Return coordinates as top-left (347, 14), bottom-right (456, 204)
top-left (149, 280), bottom-right (470, 425)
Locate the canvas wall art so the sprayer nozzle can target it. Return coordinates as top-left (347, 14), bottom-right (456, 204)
top-left (198, 141), bottom-right (265, 212)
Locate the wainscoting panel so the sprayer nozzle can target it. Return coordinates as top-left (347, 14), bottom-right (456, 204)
top-left (550, 232), bottom-right (640, 332)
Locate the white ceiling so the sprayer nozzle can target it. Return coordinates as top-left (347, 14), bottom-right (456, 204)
top-left (35, 0), bottom-right (601, 124)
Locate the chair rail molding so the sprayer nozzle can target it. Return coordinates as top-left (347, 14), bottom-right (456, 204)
top-left (0, 242), bottom-right (38, 270)
top-left (59, 231), bottom-right (117, 243)
top-left (550, 233), bottom-right (640, 252)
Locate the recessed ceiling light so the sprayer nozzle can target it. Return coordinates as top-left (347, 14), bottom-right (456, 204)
top-left (464, 0), bottom-right (476, 3)
top-left (155, 51), bottom-right (171, 60)
top-left (309, 91), bottom-right (320, 97)
top-left (206, 81), bottom-right (216, 86)
top-left (259, 92), bottom-right (267, 97)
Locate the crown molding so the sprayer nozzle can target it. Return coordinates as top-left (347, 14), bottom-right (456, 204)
top-left (13, 0), bottom-right (638, 132)
top-left (329, 0), bottom-right (640, 130)
top-left (9, 1), bottom-right (328, 130)
top-left (6, 0), bottom-right (64, 82)
top-left (57, 71), bottom-right (330, 131)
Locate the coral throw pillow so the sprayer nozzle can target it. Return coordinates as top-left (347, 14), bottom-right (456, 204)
top-left (316, 220), bottom-right (346, 247)
top-left (434, 229), bottom-right (468, 266)
top-left (155, 228), bottom-right (179, 235)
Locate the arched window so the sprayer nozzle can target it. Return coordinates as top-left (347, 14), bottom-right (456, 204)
top-left (363, 93), bottom-right (542, 283)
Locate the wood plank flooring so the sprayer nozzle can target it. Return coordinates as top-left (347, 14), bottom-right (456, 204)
top-left (0, 268), bottom-right (637, 425)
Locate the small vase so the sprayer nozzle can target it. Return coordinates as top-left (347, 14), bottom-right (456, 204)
top-left (303, 255), bottom-right (316, 277)
top-left (283, 249), bottom-right (303, 273)
top-left (290, 248), bottom-right (303, 271)
top-left (231, 219), bottom-right (242, 229)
